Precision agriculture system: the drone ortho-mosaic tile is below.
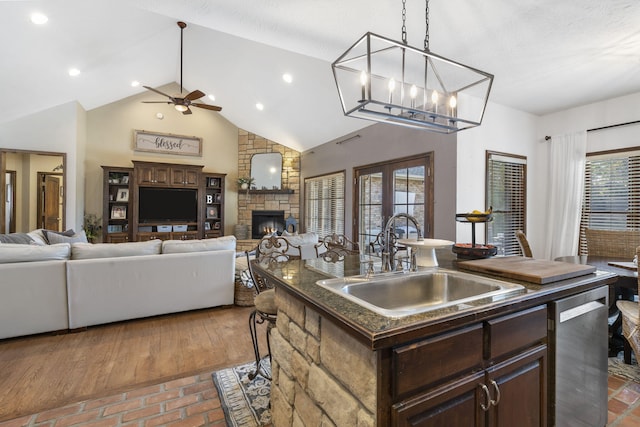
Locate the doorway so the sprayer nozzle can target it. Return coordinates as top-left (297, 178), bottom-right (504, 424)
top-left (4, 171), bottom-right (16, 233)
top-left (355, 153), bottom-right (434, 252)
top-left (37, 172), bottom-right (63, 231)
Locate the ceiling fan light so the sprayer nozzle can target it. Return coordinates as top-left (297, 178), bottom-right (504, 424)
top-left (175, 104), bottom-right (188, 112)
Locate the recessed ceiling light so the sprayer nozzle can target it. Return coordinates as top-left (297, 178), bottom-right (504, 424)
top-left (256, 103), bottom-right (264, 111)
top-left (30, 13), bottom-right (48, 25)
top-left (282, 73), bottom-right (293, 83)
top-left (68, 68), bottom-right (81, 77)
top-left (208, 94), bottom-right (216, 101)
top-left (131, 81), bottom-right (140, 87)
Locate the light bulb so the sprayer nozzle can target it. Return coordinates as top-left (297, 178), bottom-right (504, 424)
top-left (30, 13), bottom-right (48, 25)
top-left (388, 78), bottom-right (396, 92)
top-left (431, 90), bottom-right (439, 103)
top-left (449, 95), bottom-right (457, 108)
top-left (410, 85), bottom-right (418, 99)
top-left (360, 71), bottom-right (367, 86)
top-left (175, 104), bottom-right (188, 112)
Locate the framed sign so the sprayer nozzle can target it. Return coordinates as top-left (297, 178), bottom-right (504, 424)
top-left (134, 130), bottom-right (202, 157)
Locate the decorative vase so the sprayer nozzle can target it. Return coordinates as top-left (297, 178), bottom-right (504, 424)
top-left (241, 183), bottom-right (248, 190)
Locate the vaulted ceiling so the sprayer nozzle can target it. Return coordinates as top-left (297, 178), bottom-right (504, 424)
top-left (2, 0), bottom-right (639, 151)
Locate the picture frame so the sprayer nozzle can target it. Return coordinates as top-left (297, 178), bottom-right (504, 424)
top-left (206, 206), bottom-right (218, 219)
top-left (121, 175), bottom-right (129, 184)
top-left (204, 222), bottom-right (211, 231)
top-left (213, 222), bottom-right (221, 230)
top-left (134, 130), bottom-right (202, 157)
top-left (116, 188), bottom-right (129, 202)
top-left (111, 205), bottom-right (127, 219)
top-left (214, 193), bottom-right (222, 203)
top-left (209, 177), bottom-right (220, 187)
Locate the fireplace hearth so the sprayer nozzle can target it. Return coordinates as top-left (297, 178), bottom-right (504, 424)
top-left (251, 210), bottom-right (286, 239)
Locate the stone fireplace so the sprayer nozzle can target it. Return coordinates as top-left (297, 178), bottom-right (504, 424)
top-left (236, 130), bottom-right (301, 244)
top-left (251, 210), bottom-right (285, 239)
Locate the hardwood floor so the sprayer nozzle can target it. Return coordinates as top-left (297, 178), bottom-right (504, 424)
top-left (0, 305), bottom-right (261, 423)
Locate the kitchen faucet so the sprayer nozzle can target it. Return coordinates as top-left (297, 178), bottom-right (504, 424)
top-left (381, 213), bottom-right (423, 272)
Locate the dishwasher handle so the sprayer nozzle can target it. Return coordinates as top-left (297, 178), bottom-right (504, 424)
top-left (559, 298), bottom-right (607, 323)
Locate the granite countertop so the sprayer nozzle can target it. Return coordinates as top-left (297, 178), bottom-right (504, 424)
top-left (254, 249), bottom-right (617, 349)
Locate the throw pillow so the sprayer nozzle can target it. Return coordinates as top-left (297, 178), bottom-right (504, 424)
top-left (45, 230), bottom-right (88, 245)
top-left (0, 233), bottom-right (35, 245)
top-left (0, 243), bottom-right (71, 263)
top-left (162, 235), bottom-right (237, 254)
top-left (70, 239), bottom-right (162, 260)
top-left (27, 229), bottom-right (48, 245)
top-left (42, 229), bottom-right (88, 244)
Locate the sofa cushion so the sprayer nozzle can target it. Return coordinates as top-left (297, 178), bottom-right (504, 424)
top-left (44, 229), bottom-right (88, 245)
top-left (27, 230), bottom-right (49, 245)
top-left (162, 235), bottom-right (236, 254)
top-left (0, 233), bottom-right (35, 245)
top-left (0, 243), bottom-right (71, 263)
top-left (71, 239), bottom-right (162, 260)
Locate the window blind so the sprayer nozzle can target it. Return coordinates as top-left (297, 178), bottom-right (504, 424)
top-left (304, 172), bottom-right (345, 237)
top-left (486, 152), bottom-right (527, 256)
top-left (579, 151), bottom-right (640, 254)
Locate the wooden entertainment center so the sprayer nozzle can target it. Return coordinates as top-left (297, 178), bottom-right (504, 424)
top-left (101, 161), bottom-right (225, 243)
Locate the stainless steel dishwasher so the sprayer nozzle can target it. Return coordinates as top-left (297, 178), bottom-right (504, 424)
top-left (548, 285), bottom-right (608, 427)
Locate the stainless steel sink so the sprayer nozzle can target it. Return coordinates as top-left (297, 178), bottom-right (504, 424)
top-left (316, 269), bottom-right (525, 317)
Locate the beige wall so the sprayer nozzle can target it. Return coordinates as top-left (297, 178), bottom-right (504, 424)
top-left (85, 83), bottom-right (240, 236)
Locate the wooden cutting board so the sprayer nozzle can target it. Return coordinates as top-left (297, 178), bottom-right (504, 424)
top-left (457, 256), bottom-right (596, 284)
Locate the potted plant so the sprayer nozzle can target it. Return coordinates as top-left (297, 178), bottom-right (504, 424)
top-left (83, 213), bottom-right (102, 243)
top-left (237, 177), bottom-right (255, 193)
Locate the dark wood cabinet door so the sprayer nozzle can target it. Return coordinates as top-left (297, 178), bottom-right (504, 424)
top-left (487, 345), bottom-right (547, 427)
top-left (136, 165), bottom-right (154, 185)
top-left (392, 371), bottom-right (484, 427)
top-left (171, 167), bottom-right (199, 187)
top-left (154, 166), bottom-right (170, 185)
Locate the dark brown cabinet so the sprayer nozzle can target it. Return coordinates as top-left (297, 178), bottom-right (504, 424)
top-left (203, 173), bottom-right (225, 238)
top-left (390, 305), bottom-right (547, 427)
top-left (101, 166), bottom-right (133, 243)
top-left (171, 167), bottom-right (199, 187)
top-left (136, 163), bottom-right (170, 186)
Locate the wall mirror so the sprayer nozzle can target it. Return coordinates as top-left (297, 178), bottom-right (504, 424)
top-left (1, 149), bottom-right (66, 234)
top-left (251, 152), bottom-right (282, 190)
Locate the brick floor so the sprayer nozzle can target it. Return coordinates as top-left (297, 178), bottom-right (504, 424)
top-left (1, 370), bottom-right (639, 426)
top-left (0, 372), bottom-right (226, 427)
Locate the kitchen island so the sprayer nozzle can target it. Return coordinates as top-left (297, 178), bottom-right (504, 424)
top-left (255, 250), bottom-right (616, 426)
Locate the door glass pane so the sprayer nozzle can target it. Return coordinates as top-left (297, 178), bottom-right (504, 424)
top-left (392, 166), bottom-right (425, 239)
top-left (359, 172), bottom-right (384, 254)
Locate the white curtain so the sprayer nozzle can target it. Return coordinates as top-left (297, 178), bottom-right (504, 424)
top-left (543, 131), bottom-right (587, 260)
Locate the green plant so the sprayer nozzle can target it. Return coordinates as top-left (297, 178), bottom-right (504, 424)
top-left (83, 213), bottom-right (102, 243)
top-left (237, 177), bottom-right (255, 187)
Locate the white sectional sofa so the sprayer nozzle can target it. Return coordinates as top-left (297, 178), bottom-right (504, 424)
top-left (0, 234), bottom-right (236, 339)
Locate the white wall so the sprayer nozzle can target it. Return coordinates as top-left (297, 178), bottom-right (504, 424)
top-left (0, 101), bottom-right (83, 231)
top-left (457, 101), bottom-right (540, 249)
top-left (537, 91), bottom-right (640, 256)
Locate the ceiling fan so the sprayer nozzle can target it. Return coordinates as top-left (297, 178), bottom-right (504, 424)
top-left (142, 21), bottom-right (222, 115)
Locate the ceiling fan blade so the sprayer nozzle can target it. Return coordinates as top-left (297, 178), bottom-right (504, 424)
top-left (184, 90), bottom-right (205, 101)
top-left (142, 101), bottom-right (172, 104)
top-left (142, 85), bottom-right (174, 100)
top-left (182, 108), bottom-right (193, 115)
top-left (192, 103), bottom-right (222, 112)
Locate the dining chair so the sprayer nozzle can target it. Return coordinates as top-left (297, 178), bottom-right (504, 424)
top-left (245, 235), bottom-right (302, 380)
top-left (315, 233), bottom-right (360, 262)
top-left (515, 230), bottom-right (533, 257)
top-left (585, 228), bottom-right (640, 259)
top-left (616, 246), bottom-right (640, 364)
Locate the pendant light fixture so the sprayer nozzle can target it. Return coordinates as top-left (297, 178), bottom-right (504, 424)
top-left (332, 0), bottom-right (494, 133)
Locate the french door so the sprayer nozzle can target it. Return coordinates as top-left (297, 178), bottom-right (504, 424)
top-left (355, 153), bottom-right (433, 253)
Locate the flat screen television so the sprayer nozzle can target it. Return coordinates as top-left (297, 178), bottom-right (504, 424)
top-left (138, 187), bottom-right (198, 223)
